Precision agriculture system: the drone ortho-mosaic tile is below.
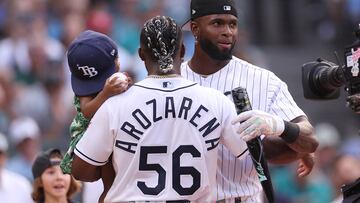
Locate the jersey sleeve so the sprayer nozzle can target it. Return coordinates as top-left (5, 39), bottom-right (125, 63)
top-left (219, 95), bottom-right (248, 159)
top-left (74, 103), bottom-right (114, 166)
top-left (268, 75), bottom-right (305, 121)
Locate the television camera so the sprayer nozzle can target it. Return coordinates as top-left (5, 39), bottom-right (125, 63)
top-left (302, 25), bottom-right (360, 113)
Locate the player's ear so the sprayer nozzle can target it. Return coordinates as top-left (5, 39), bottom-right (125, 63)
top-left (138, 47), bottom-right (145, 61)
top-left (191, 21), bottom-right (199, 38)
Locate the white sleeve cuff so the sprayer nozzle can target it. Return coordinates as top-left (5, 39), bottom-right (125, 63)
top-left (74, 147), bottom-right (108, 166)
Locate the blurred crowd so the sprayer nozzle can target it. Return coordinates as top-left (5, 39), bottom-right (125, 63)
top-left (0, 0), bottom-right (359, 202)
top-left (271, 122), bottom-right (360, 203)
top-left (0, 0), bottom-right (191, 154)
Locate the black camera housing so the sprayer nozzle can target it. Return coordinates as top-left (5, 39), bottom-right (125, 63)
top-left (343, 44), bottom-right (360, 96)
top-left (302, 26), bottom-right (360, 100)
top-left (302, 58), bottom-right (345, 99)
top-left (341, 178), bottom-right (360, 203)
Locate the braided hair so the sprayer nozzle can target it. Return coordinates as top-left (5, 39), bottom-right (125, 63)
top-left (140, 16), bottom-right (181, 74)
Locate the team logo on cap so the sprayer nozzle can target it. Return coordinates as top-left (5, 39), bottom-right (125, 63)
top-left (192, 9), bottom-right (196, 15)
top-left (78, 65), bottom-right (98, 77)
top-left (223, 5), bottom-right (231, 11)
top-left (111, 49), bottom-right (116, 56)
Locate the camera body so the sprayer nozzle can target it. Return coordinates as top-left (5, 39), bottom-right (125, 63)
top-left (344, 43), bottom-right (360, 96)
top-left (341, 178), bottom-right (360, 203)
top-left (302, 58), bottom-right (345, 99)
top-left (302, 26), bottom-right (360, 101)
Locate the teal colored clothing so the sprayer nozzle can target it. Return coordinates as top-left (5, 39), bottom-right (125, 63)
top-left (271, 166), bottom-right (333, 203)
top-left (60, 96), bottom-right (90, 174)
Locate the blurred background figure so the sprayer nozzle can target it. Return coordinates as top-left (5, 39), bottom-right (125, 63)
top-left (85, 0), bottom-right (135, 81)
top-left (271, 162), bottom-right (333, 203)
top-left (340, 136), bottom-right (360, 160)
top-left (6, 116), bottom-right (41, 181)
top-left (0, 132), bottom-right (33, 203)
top-left (233, 22), bottom-right (269, 69)
top-left (314, 122), bottom-right (341, 176)
top-left (330, 154), bottom-right (360, 203)
top-left (31, 148), bottom-right (81, 203)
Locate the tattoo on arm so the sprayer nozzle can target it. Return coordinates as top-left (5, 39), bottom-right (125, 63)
top-left (263, 116), bottom-right (318, 164)
top-left (286, 116), bottom-right (318, 153)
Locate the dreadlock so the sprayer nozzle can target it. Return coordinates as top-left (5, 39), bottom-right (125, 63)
top-left (140, 16), bottom-right (181, 74)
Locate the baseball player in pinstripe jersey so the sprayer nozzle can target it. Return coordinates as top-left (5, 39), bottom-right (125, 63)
top-left (181, 0), bottom-right (319, 202)
top-left (72, 16), bottom-right (249, 202)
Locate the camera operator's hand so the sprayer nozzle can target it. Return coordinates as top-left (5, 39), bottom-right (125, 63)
top-left (231, 110), bottom-right (285, 141)
top-left (346, 94), bottom-right (360, 113)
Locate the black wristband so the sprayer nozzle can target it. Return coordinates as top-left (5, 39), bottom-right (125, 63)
top-left (280, 121), bottom-right (300, 143)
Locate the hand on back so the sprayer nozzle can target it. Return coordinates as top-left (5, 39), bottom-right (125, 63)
top-left (103, 72), bottom-right (131, 98)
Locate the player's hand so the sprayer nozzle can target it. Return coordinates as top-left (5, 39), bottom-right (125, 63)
top-left (346, 94), bottom-right (360, 113)
top-left (297, 153), bottom-right (315, 177)
top-left (231, 110), bottom-right (285, 142)
top-left (103, 73), bottom-right (129, 98)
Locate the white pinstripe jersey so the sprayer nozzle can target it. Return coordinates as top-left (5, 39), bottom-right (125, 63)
top-left (181, 56), bottom-right (305, 202)
top-left (75, 77), bottom-right (248, 202)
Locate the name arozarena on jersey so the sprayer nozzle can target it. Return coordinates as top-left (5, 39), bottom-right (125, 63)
top-left (117, 96), bottom-right (221, 154)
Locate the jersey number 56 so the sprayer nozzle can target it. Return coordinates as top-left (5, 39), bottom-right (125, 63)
top-left (137, 145), bottom-right (201, 196)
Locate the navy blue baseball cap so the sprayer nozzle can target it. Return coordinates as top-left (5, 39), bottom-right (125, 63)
top-left (32, 148), bottom-right (62, 179)
top-left (67, 30), bottom-right (118, 96)
top-left (182, 0), bottom-right (238, 30)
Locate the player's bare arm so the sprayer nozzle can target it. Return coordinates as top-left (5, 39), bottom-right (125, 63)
top-left (233, 112), bottom-right (318, 151)
top-left (80, 76), bottom-right (129, 119)
top-left (72, 154), bottom-right (101, 182)
top-left (233, 112), bottom-right (317, 158)
top-left (262, 136), bottom-right (300, 164)
top-left (262, 116), bottom-right (317, 163)
top-left (283, 116), bottom-right (318, 153)
top-left (263, 139), bottom-right (315, 177)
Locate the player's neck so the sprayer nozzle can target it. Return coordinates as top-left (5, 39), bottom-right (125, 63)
top-left (189, 48), bottom-right (231, 75)
top-left (147, 74), bottom-right (181, 79)
top-left (146, 67), bottom-right (181, 79)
